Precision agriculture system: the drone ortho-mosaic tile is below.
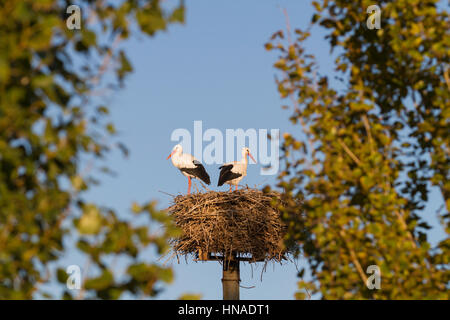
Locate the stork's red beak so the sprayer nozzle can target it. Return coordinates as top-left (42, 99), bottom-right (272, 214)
top-left (248, 152), bottom-right (256, 163)
top-left (166, 151), bottom-right (174, 160)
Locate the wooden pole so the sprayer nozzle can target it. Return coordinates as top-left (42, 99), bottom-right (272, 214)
top-left (222, 258), bottom-right (240, 300)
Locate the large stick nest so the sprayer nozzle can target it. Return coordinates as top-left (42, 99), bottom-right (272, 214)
top-left (167, 188), bottom-right (299, 263)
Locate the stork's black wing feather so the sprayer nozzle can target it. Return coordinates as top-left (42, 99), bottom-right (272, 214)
top-left (217, 164), bottom-right (242, 186)
top-left (180, 161), bottom-right (211, 185)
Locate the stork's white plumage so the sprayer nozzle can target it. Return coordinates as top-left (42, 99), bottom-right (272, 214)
top-left (218, 147), bottom-right (256, 191)
top-left (167, 144), bottom-right (211, 194)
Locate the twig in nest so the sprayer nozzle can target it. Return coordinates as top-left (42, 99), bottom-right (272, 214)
top-left (240, 285), bottom-right (256, 289)
top-left (159, 190), bottom-right (175, 197)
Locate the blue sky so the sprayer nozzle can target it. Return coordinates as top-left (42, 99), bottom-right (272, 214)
top-left (72, 0), bottom-right (446, 300)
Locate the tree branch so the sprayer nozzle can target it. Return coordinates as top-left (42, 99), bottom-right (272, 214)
top-left (338, 139), bottom-right (362, 166)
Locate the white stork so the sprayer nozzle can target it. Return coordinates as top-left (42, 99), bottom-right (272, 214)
top-left (218, 147), bottom-right (256, 191)
top-left (166, 144), bottom-right (211, 194)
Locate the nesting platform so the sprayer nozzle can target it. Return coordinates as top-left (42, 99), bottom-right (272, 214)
top-left (167, 188), bottom-right (298, 264)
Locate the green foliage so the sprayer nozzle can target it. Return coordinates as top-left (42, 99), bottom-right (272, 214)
top-left (0, 0), bottom-right (184, 299)
top-left (267, 0), bottom-right (449, 299)
top-left (179, 293), bottom-right (202, 300)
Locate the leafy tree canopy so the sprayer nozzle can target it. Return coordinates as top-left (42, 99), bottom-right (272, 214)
top-left (0, 0), bottom-right (184, 299)
top-left (267, 0), bottom-right (449, 299)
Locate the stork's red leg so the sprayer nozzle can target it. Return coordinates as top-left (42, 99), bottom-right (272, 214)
top-left (235, 185), bottom-right (238, 191)
top-left (229, 185), bottom-right (232, 192)
top-left (187, 177), bottom-right (192, 194)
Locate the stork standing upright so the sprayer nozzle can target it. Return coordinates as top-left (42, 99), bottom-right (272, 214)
top-left (167, 144), bottom-right (211, 194)
top-left (218, 147), bottom-right (256, 191)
